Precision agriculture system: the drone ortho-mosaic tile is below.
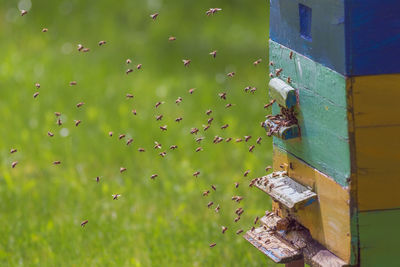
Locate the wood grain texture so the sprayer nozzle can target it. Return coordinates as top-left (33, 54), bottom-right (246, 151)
top-left (270, 41), bottom-right (350, 186)
top-left (358, 209), bottom-right (400, 267)
top-left (273, 146), bottom-right (352, 264)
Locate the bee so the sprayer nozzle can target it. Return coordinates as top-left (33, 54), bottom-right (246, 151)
top-left (225, 103), bottom-right (233, 108)
top-left (182, 59), bottom-right (191, 67)
top-left (236, 229), bottom-right (243, 235)
top-left (209, 243), bottom-right (216, 248)
top-left (190, 128), bottom-right (199, 135)
top-left (82, 48), bottom-right (90, 52)
top-left (207, 201), bottom-right (214, 208)
top-left (119, 134), bottom-right (126, 140)
top-left (75, 120), bottom-right (81, 126)
top-left (53, 161), bottom-right (61, 165)
top-left (260, 121), bottom-right (266, 127)
top-left (254, 216), bottom-right (259, 224)
top-left (35, 83), bottom-right (41, 88)
top-left (264, 99), bottom-right (276, 109)
top-left (218, 92), bottom-right (227, 100)
top-left (251, 226), bottom-right (255, 232)
top-left (244, 136), bottom-right (252, 142)
top-left (151, 174), bottom-right (158, 179)
top-left (207, 118), bottom-right (214, 124)
top-left (168, 36), bottom-right (176, 41)
top-left (265, 166), bottom-right (272, 172)
top-left (269, 61), bottom-right (274, 66)
top-left (289, 51), bottom-right (293, 59)
top-left (209, 50), bottom-right (217, 58)
top-left (256, 137), bottom-right (262, 144)
top-left (150, 13), bottom-right (159, 20)
top-left (112, 194), bottom-right (121, 200)
top-left (160, 125), bottom-right (167, 131)
top-left (10, 148), bottom-right (17, 154)
top-left (11, 161), bottom-right (18, 168)
top-left (126, 68), bottom-right (133, 74)
top-left (126, 138), bottom-right (133, 146)
top-left (227, 72), bottom-right (235, 77)
top-left (154, 142), bottom-right (162, 149)
top-left (221, 124), bottom-right (229, 129)
top-left (120, 167), bottom-right (127, 173)
top-left (76, 102), bottom-right (84, 108)
top-left (235, 182), bottom-right (239, 188)
top-left (206, 109), bottom-right (212, 115)
top-left (275, 68), bottom-right (283, 76)
top-left (159, 151), bottom-right (167, 157)
top-left (211, 185), bottom-right (216, 191)
top-left (155, 101), bottom-right (163, 108)
top-left (236, 196), bottom-right (244, 203)
top-left (235, 138), bottom-right (243, 142)
top-left (234, 216), bottom-right (241, 222)
top-left (126, 59), bottom-right (132, 64)
top-left (108, 131), bottom-right (113, 137)
top-left (77, 44), bottom-right (84, 51)
top-left (250, 87), bottom-right (257, 94)
top-left (244, 86), bottom-right (251, 92)
top-left (195, 147), bottom-right (203, 152)
top-left (215, 204), bottom-right (220, 213)
top-left (95, 176), bottom-right (100, 183)
top-left (175, 97), bottom-right (183, 104)
top-left (80, 220), bottom-right (88, 227)
top-left (196, 137), bottom-right (204, 143)
top-left (170, 145), bottom-right (178, 150)
top-left (138, 148), bottom-right (145, 152)
top-left (193, 171), bottom-right (200, 177)
top-left (269, 73), bottom-right (274, 78)
top-left (188, 88), bottom-right (196, 94)
top-left (126, 94), bottom-right (134, 99)
top-left (244, 170), bottom-right (250, 177)
top-left (222, 226), bottom-right (228, 234)
top-left (287, 77), bottom-right (291, 83)
top-left (70, 81), bottom-right (77, 86)
top-left (98, 40), bottom-right (106, 46)
top-left (249, 145), bottom-right (255, 152)
top-left (136, 64), bottom-right (142, 70)
top-left (225, 137), bottom-right (232, 142)
top-left (156, 114), bottom-right (163, 121)
top-left (202, 190), bottom-right (210, 196)
top-left (203, 125), bottom-right (210, 131)
top-left (33, 92), bottom-right (39, 98)
top-left (47, 131), bottom-right (54, 137)
top-left (206, 8), bottom-right (222, 16)
top-left (132, 109), bottom-right (137, 115)
top-left (21, 10), bottom-right (28, 16)
top-left (253, 59), bottom-right (262, 66)
top-left (175, 117), bottom-right (183, 122)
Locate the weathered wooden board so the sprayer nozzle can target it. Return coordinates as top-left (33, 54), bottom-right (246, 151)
top-left (352, 74), bottom-right (400, 128)
top-left (358, 209), bottom-right (400, 267)
top-left (269, 78), bottom-right (297, 109)
top-left (273, 146), bottom-right (352, 264)
top-left (355, 125), bottom-right (400, 211)
top-left (270, 0), bottom-right (345, 74)
top-left (254, 172), bottom-right (317, 209)
top-left (270, 41), bottom-right (350, 186)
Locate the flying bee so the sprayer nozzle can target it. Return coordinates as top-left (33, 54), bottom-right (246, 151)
top-left (249, 145), bottom-right (255, 152)
top-left (235, 182), bottom-right (239, 188)
top-left (170, 145), bottom-right (178, 150)
top-left (215, 205), bottom-right (220, 213)
top-left (126, 94), bottom-right (134, 99)
top-left (77, 44), bottom-right (84, 51)
top-left (108, 131), bottom-right (113, 137)
top-left (80, 220), bottom-right (88, 227)
top-left (289, 51), bottom-right (293, 59)
top-left (126, 59), bottom-right (131, 64)
top-left (53, 161), bottom-right (61, 165)
top-left (202, 190), bottom-right (209, 196)
top-left (159, 151), bottom-right (167, 157)
top-left (75, 120), bottom-right (81, 126)
top-left (221, 124), bottom-right (229, 129)
top-left (138, 148), bottom-right (145, 152)
top-left (11, 161), bottom-right (18, 168)
top-left (196, 137), bottom-right (204, 143)
top-left (120, 167), bottom-right (127, 173)
top-left (251, 226), bottom-right (255, 232)
top-left (154, 142), bottom-right (162, 149)
top-left (235, 138), bottom-right (243, 142)
top-left (227, 72), bottom-right (235, 77)
top-left (207, 201), bottom-right (214, 208)
top-left (254, 216), bottom-right (259, 224)
top-left (209, 50), bottom-right (217, 58)
top-left (188, 88), bottom-right (196, 94)
top-left (21, 10), bottom-right (28, 16)
top-left (136, 64), bottom-right (142, 70)
top-left (132, 109), bottom-right (137, 115)
top-left (82, 48), bottom-right (90, 52)
top-left (261, 121), bottom-right (266, 127)
top-left (275, 68), bottom-right (283, 76)
top-left (244, 136), bottom-right (252, 142)
top-left (250, 87), bottom-right (257, 94)
top-left (236, 196), bottom-right (244, 203)
top-left (253, 58), bottom-right (262, 66)
top-left (269, 73), bottom-right (274, 78)
top-left (209, 243), bottom-right (216, 248)
top-left (151, 174), bottom-right (158, 179)
top-left (193, 171), bottom-right (200, 177)
top-left (211, 185), bottom-right (216, 191)
top-left (218, 92), bottom-right (227, 100)
top-left (126, 138), bottom-right (133, 146)
top-left (206, 109), bottom-right (212, 115)
top-left (35, 83), bottom-right (40, 88)
top-left (236, 229), bottom-right (243, 235)
top-left (222, 226), bottom-right (228, 234)
top-left (33, 92), bottom-right (39, 98)
top-left (98, 40), bottom-right (106, 46)
top-left (207, 118), bottom-right (214, 124)
top-left (76, 102), bottom-right (84, 108)
top-left (265, 166), bottom-right (272, 172)
top-left (206, 8), bottom-right (222, 16)
top-left (287, 77), bottom-right (291, 83)
top-left (57, 118), bottom-right (62, 126)
top-left (195, 147), bottom-right (203, 152)
top-left (160, 125), bottom-right (167, 131)
top-left (244, 86), bottom-right (251, 92)
top-left (264, 99), bottom-right (276, 109)
top-left (126, 68), bottom-right (133, 74)
top-left (175, 97), bottom-right (183, 104)
top-left (48, 131), bottom-right (54, 137)
top-left (269, 61), bottom-right (274, 66)
top-left (234, 217), bottom-right (241, 222)
top-left (175, 117), bottom-right (183, 122)
top-left (156, 114), bottom-right (163, 121)
top-left (70, 81), bottom-right (77, 86)
top-left (95, 176), bottom-right (100, 183)
top-left (10, 148), bottom-right (17, 154)
top-left (155, 101), bottom-right (163, 108)
top-left (190, 128), bottom-right (199, 135)
top-left (225, 137), bottom-right (232, 142)
top-left (112, 194), bottom-right (121, 200)
top-left (150, 13), bottom-right (159, 20)
top-left (203, 125), bottom-right (210, 131)
top-left (256, 137), bottom-right (262, 144)
top-left (225, 103), bottom-right (233, 108)
top-left (182, 59), bottom-right (191, 67)
top-left (168, 36), bottom-right (176, 41)
top-left (119, 134), bottom-right (126, 140)
top-left (244, 170), bottom-right (250, 177)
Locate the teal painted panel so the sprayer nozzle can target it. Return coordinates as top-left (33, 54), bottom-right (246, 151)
top-left (269, 40), bottom-right (350, 186)
top-left (359, 209), bottom-right (400, 267)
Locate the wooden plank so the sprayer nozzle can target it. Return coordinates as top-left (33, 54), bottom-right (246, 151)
top-left (270, 41), bottom-right (350, 186)
top-left (269, 78), bottom-right (297, 108)
top-left (272, 146), bottom-right (352, 264)
top-left (352, 74), bottom-right (400, 127)
top-left (359, 209), bottom-right (400, 267)
top-left (254, 172), bottom-right (317, 209)
top-left (355, 126), bottom-right (400, 211)
top-left (270, 0), bottom-right (346, 75)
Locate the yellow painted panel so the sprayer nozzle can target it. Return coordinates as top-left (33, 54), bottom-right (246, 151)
top-left (273, 147), bottom-right (351, 263)
top-left (352, 74), bottom-right (400, 127)
top-left (355, 126), bottom-right (400, 211)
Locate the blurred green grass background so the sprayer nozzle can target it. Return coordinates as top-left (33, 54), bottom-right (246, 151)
top-left (0, 0), bottom-right (275, 266)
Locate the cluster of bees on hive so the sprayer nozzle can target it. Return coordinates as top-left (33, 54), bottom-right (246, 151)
top-left (12, 7), bottom-right (295, 249)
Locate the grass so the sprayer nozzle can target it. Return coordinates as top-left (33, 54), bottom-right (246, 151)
top-left (0, 0), bottom-right (277, 266)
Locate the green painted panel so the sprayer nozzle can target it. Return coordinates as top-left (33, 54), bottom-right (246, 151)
top-left (269, 40), bottom-right (350, 186)
top-left (359, 209), bottom-right (400, 267)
